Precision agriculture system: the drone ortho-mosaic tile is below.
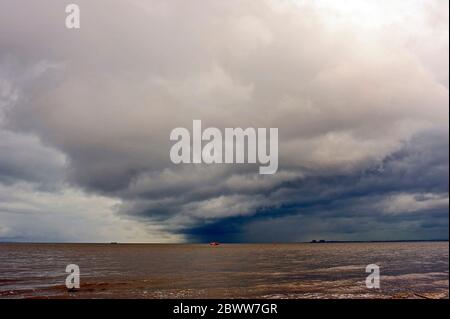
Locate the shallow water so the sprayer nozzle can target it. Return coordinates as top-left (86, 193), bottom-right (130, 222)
top-left (0, 242), bottom-right (448, 299)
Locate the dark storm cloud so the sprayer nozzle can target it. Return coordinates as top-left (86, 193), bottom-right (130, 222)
top-left (182, 131), bottom-right (449, 242)
top-left (0, 0), bottom-right (448, 242)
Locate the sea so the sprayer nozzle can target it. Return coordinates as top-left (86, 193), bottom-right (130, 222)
top-left (0, 242), bottom-right (448, 299)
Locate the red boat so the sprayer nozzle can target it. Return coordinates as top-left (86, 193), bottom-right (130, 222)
top-left (209, 242), bottom-right (220, 246)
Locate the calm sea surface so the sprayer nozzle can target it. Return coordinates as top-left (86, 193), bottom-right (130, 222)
top-left (0, 242), bottom-right (448, 299)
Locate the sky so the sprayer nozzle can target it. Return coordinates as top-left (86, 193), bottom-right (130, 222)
top-left (0, 0), bottom-right (448, 243)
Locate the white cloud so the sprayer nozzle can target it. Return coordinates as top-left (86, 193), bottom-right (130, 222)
top-left (0, 182), bottom-right (182, 242)
top-left (0, 0), bottom-right (448, 241)
top-left (381, 193), bottom-right (449, 215)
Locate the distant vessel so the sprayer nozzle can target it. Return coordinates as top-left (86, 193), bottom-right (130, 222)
top-left (209, 242), bottom-right (220, 246)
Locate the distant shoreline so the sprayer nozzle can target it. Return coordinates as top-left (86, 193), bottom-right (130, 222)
top-left (307, 239), bottom-right (449, 244)
top-left (0, 239), bottom-right (448, 245)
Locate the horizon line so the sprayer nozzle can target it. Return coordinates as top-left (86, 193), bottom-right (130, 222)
top-left (0, 239), bottom-right (448, 245)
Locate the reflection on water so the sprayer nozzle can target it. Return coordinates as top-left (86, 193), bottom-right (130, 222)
top-left (0, 242), bottom-right (448, 298)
